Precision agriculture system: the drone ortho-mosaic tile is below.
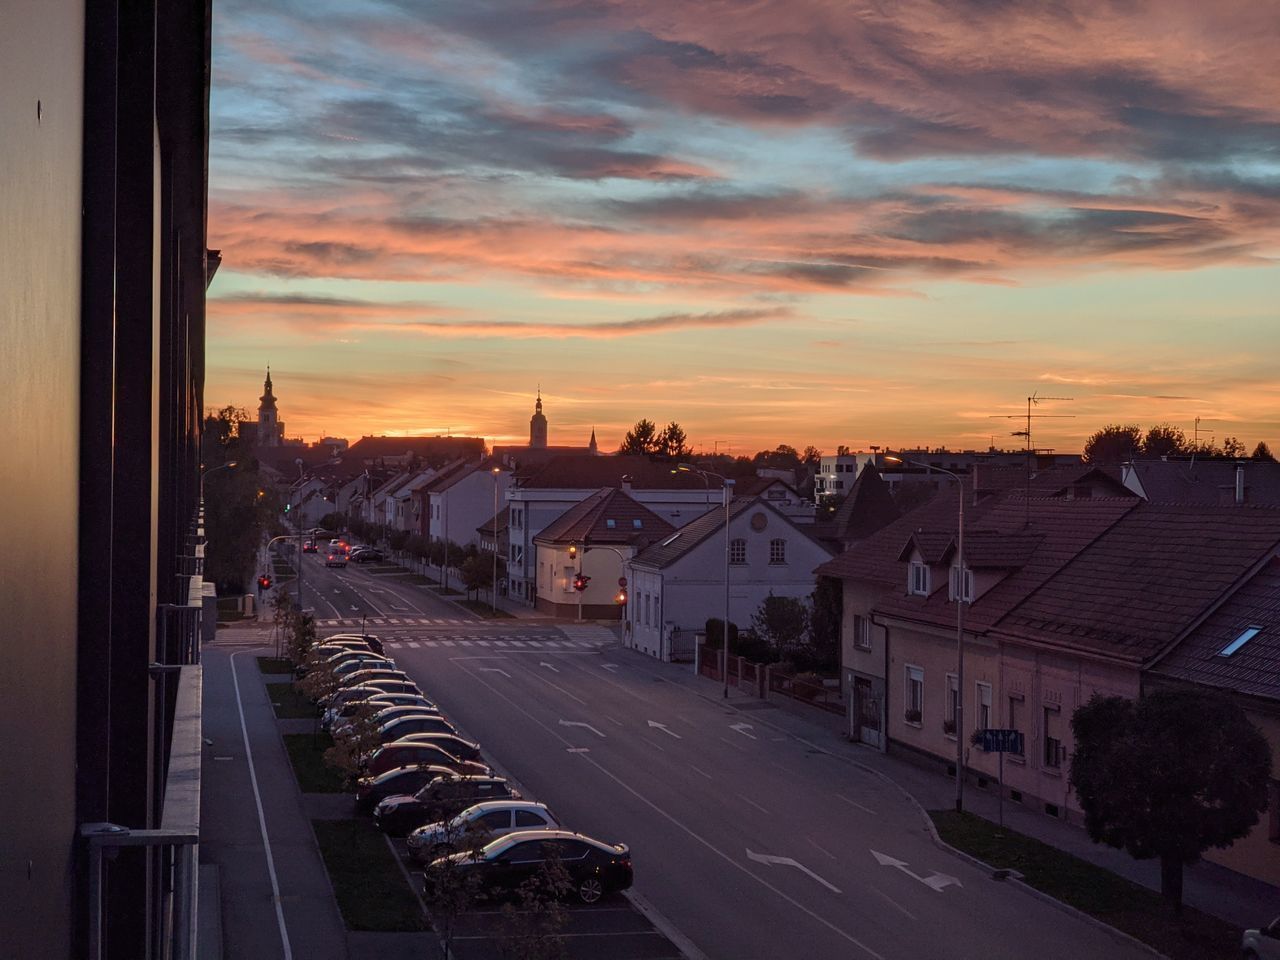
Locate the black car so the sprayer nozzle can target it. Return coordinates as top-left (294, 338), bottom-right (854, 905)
top-left (378, 714), bottom-right (457, 744)
top-left (320, 633), bottom-right (385, 655)
top-left (374, 774), bottom-right (518, 835)
top-left (394, 732), bottom-right (484, 764)
top-left (355, 764), bottom-right (459, 815)
top-left (436, 830), bottom-right (632, 905)
top-left (352, 548), bottom-right (384, 563)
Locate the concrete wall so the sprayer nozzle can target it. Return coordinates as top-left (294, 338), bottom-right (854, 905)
top-left (0, 3), bottom-right (84, 954)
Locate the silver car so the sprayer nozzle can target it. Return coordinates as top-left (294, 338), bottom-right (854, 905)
top-left (406, 801), bottom-right (560, 864)
top-left (1243, 916), bottom-right (1280, 959)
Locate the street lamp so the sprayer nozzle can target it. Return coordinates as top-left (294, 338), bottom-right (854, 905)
top-left (886, 454), bottom-right (966, 813)
top-left (491, 465), bottom-right (502, 615)
top-left (295, 458), bottom-right (306, 615)
top-left (674, 464), bottom-right (735, 698)
top-left (199, 460), bottom-right (238, 500)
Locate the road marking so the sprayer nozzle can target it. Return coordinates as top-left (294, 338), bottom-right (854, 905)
top-left (642, 738), bottom-right (666, 752)
top-left (870, 850), bottom-right (961, 892)
top-left (746, 849), bottom-right (842, 894)
top-left (407, 642), bottom-right (420, 649)
top-left (687, 764), bottom-right (713, 780)
top-left (837, 794), bottom-right (877, 816)
top-left (601, 662), bottom-right (619, 672)
top-left (478, 667), bottom-right (511, 678)
top-left (718, 736), bottom-right (749, 753)
top-left (730, 722), bottom-right (757, 739)
top-left (540, 661), bottom-right (560, 673)
top-left (567, 747), bottom-right (590, 754)
top-left (737, 794), bottom-right (771, 815)
top-left (558, 719), bottom-right (606, 738)
top-left (807, 838), bottom-right (837, 861)
top-left (451, 662), bottom-right (884, 960)
top-left (229, 653), bottom-right (294, 959)
top-left (647, 720), bottom-right (682, 739)
top-left (605, 716), bottom-right (623, 727)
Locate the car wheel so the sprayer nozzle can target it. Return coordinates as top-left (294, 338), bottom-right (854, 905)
top-left (577, 876), bottom-right (604, 904)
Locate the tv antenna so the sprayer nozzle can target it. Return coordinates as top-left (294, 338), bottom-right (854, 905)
top-left (988, 392), bottom-right (1074, 525)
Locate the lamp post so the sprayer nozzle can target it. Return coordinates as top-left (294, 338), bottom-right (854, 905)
top-left (675, 464), bottom-right (735, 698)
top-left (295, 458), bottom-right (306, 615)
top-left (491, 466), bottom-right (502, 615)
top-left (199, 460), bottom-right (238, 501)
top-left (887, 454), bottom-right (966, 813)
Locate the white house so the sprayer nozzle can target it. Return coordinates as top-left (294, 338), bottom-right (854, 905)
top-left (815, 453), bottom-right (876, 501)
top-left (423, 457), bottom-right (511, 548)
top-left (624, 496), bottom-right (834, 661)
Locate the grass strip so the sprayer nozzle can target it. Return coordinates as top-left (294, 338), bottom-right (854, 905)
top-left (282, 732), bottom-right (346, 793)
top-left (930, 810), bottom-right (1242, 960)
top-left (391, 573), bottom-right (435, 585)
top-left (457, 599), bottom-right (514, 619)
top-left (312, 819), bottom-right (428, 932)
top-left (269, 684), bottom-right (318, 719)
top-left (256, 656), bottom-right (293, 675)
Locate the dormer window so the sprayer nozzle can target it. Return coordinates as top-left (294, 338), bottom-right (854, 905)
top-left (909, 561), bottom-right (929, 596)
top-left (950, 565), bottom-right (975, 603)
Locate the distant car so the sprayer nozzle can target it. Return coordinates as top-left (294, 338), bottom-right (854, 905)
top-left (352, 548), bottom-right (384, 563)
top-left (323, 648), bottom-right (393, 668)
top-left (392, 732), bottom-right (484, 764)
top-left (433, 830), bottom-right (632, 904)
top-left (322, 693), bottom-right (436, 731)
top-left (330, 655), bottom-right (396, 678)
top-left (325, 551), bottom-right (348, 568)
top-left (364, 741), bottom-right (486, 780)
top-left (322, 680), bottom-right (421, 710)
top-left (302, 541), bottom-right (318, 553)
top-left (334, 668), bottom-right (414, 693)
top-left (378, 714), bottom-right (458, 744)
top-left (405, 802), bottom-right (560, 863)
top-left (332, 704), bottom-right (442, 739)
top-left (356, 764), bottom-right (469, 815)
top-left (311, 638), bottom-right (384, 658)
top-left (320, 633), bottom-right (384, 655)
top-left (1243, 917), bottom-right (1280, 959)
top-left (296, 646), bottom-right (390, 678)
top-left (374, 774), bottom-right (519, 836)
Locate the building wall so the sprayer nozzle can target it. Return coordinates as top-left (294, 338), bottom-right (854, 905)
top-left (431, 470), bottom-right (510, 548)
top-left (1203, 706), bottom-right (1280, 884)
top-left (535, 543), bottom-right (628, 618)
top-left (0, 3), bottom-right (85, 954)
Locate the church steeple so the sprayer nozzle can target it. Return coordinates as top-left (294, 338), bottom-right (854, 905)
top-left (529, 388), bottom-right (548, 449)
top-left (588, 427), bottom-right (598, 455)
top-left (257, 366), bottom-right (281, 446)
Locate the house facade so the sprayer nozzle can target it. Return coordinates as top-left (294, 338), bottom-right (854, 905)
top-left (425, 458), bottom-right (511, 549)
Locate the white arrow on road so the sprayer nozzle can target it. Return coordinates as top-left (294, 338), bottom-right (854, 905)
top-left (601, 663), bottom-right (619, 672)
top-left (479, 667), bottom-right (512, 678)
top-left (730, 722), bottom-right (757, 739)
top-left (870, 850), bottom-right (962, 892)
top-left (539, 662), bottom-right (560, 673)
top-left (746, 849), bottom-right (841, 893)
top-left (558, 719), bottom-right (606, 738)
top-left (647, 720), bottom-right (682, 739)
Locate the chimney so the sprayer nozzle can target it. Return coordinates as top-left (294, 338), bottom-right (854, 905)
top-left (1236, 463), bottom-right (1245, 505)
top-left (621, 474), bottom-right (633, 494)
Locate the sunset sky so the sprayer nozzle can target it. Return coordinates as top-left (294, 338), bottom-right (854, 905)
top-left (206, 0), bottom-right (1280, 455)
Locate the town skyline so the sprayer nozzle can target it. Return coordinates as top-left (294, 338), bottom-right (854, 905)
top-left (205, 0), bottom-right (1279, 452)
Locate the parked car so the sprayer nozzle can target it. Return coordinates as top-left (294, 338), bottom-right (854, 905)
top-left (378, 714), bottom-right (458, 744)
top-left (405, 802), bottom-right (560, 863)
top-left (352, 548), bottom-right (384, 563)
top-left (325, 551), bottom-right (348, 568)
top-left (433, 831), bottom-right (632, 904)
top-left (332, 668), bottom-right (414, 693)
top-left (332, 704), bottom-right (442, 739)
top-left (364, 742), bottom-right (488, 779)
top-left (331, 656), bottom-right (397, 678)
top-left (322, 693), bottom-right (435, 731)
top-left (373, 774), bottom-right (519, 836)
top-left (324, 649), bottom-right (394, 670)
top-left (322, 680), bottom-right (421, 711)
top-left (356, 764), bottom-right (466, 815)
top-left (1243, 917), bottom-right (1280, 959)
top-left (320, 633), bottom-right (384, 655)
top-left (391, 732), bottom-right (484, 764)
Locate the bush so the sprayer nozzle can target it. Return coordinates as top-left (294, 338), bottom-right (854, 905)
top-left (704, 618), bottom-right (739, 649)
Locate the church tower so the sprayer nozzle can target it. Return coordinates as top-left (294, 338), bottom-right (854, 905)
top-left (588, 427), bottom-right (598, 455)
top-left (257, 367), bottom-right (281, 446)
top-left (529, 390), bottom-right (548, 449)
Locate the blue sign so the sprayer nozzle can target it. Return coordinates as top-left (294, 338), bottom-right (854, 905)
top-left (976, 729), bottom-right (1024, 754)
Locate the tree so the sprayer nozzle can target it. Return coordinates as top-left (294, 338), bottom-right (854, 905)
top-left (617, 419), bottom-right (659, 456)
top-left (1253, 441), bottom-right (1276, 462)
top-left (750, 594), bottom-right (810, 660)
top-left (656, 421), bottom-right (691, 460)
top-left (1220, 436), bottom-right (1247, 459)
top-left (808, 577), bottom-right (842, 672)
top-left (1082, 424), bottom-right (1142, 464)
top-left (323, 700), bottom-right (384, 784)
top-left (704, 617), bottom-right (739, 650)
top-left (499, 846), bottom-right (572, 960)
top-left (1141, 423), bottom-right (1187, 459)
top-left (801, 446), bottom-right (822, 467)
top-left (460, 552), bottom-right (498, 600)
top-left (1069, 690), bottom-right (1271, 913)
top-left (421, 815), bottom-right (494, 959)
top-left (836, 445), bottom-right (851, 456)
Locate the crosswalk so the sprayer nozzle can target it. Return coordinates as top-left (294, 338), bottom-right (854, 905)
top-left (381, 636), bottom-right (609, 650)
top-left (316, 616), bottom-right (473, 627)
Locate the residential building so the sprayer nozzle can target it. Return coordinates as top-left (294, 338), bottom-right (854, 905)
top-left (734, 475), bottom-right (816, 524)
top-left (1121, 458), bottom-right (1280, 505)
top-left (342, 434), bottom-right (485, 468)
top-left (815, 452), bottom-right (876, 499)
top-left (810, 463), bottom-right (901, 554)
top-left (533, 489), bottom-right (674, 619)
top-left (1, 3), bottom-right (212, 956)
top-left (422, 458), bottom-right (511, 548)
top-left (625, 497), bottom-right (834, 661)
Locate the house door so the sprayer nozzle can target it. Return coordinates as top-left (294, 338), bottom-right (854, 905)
top-left (854, 677), bottom-right (882, 748)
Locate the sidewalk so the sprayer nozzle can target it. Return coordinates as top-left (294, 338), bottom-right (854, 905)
top-left (646, 651), bottom-right (1279, 932)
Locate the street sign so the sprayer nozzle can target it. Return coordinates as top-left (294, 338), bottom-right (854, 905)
top-left (976, 728), bottom-right (1024, 754)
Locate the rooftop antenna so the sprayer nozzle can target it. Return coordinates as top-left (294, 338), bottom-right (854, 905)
top-left (989, 392), bottom-right (1074, 526)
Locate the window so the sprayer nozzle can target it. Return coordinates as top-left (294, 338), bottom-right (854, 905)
top-left (904, 666), bottom-right (924, 725)
top-left (729, 538), bottom-right (747, 565)
top-left (769, 538), bottom-right (787, 564)
top-left (515, 809), bottom-right (550, 828)
top-left (853, 614), bottom-right (871, 651)
top-left (606, 518), bottom-right (617, 529)
top-left (1220, 626), bottom-right (1262, 657)
top-left (1043, 707), bottom-right (1062, 768)
top-left (1008, 696), bottom-right (1024, 755)
top-left (643, 594), bottom-right (650, 626)
top-left (945, 674), bottom-right (959, 736)
top-left (976, 682), bottom-right (992, 732)
top-left (909, 561), bottom-right (929, 596)
top-left (950, 565), bottom-right (974, 602)
top-left (632, 518), bottom-right (643, 528)
top-left (479, 811), bottom-right (512, 829)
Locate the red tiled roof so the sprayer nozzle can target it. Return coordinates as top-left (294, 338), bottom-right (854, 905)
top-left (996, 503), bottom-right (1280, 662)
top-left (533, 488), bottom-right (675, 546)
top-left (1151, 559), bottom-right (1280, 700)
top-left (514, 455), bottom-right (710, 491)
top-left (343, 435), bottom-right (484, 463)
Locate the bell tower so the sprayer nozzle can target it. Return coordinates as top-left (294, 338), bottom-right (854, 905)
top-left (529, 389), bottom-right (548, 449)
top-left (258, 367), bottom-right (281, 446)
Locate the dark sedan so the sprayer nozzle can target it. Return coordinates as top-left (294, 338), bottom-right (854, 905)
top-left (373, 774), bottom-right (518, 836)
top-left (392, 732), bottom-right (483, 764)
top-left (352, 548), bottom-right (384, 563)
top-left (364, 741), bottom-right (488, 779)
top-left (378, 714), bottom-right (457, 744)
top-left (356, 764), bottom-right (480, 815)
top-left (434, 831), bottom-right (632, 905)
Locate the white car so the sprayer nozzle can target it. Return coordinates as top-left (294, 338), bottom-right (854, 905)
top-left (1243, 917), bottom-right (1280, 959)
top-left (406, 801), bottom-right (560, 864)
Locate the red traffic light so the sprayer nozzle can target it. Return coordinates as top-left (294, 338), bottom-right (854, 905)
top-left (572, 574), bottom-right (591, 592)
top-left (614, 588), bottom-right (628, 605)
top-left (258, 575), bottom-right (273, 589)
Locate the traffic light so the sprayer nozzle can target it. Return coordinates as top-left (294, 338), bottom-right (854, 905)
top-left (258, 574), bottom-right (272, 589)
top-left (284, 503), bottom-right (291, 513)
top-left (572, 573), bottom-right (591, 592)
top-left (567, 542), bottom-right (577, 559)
top-left (614, 588), bottom-right (628, 605)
